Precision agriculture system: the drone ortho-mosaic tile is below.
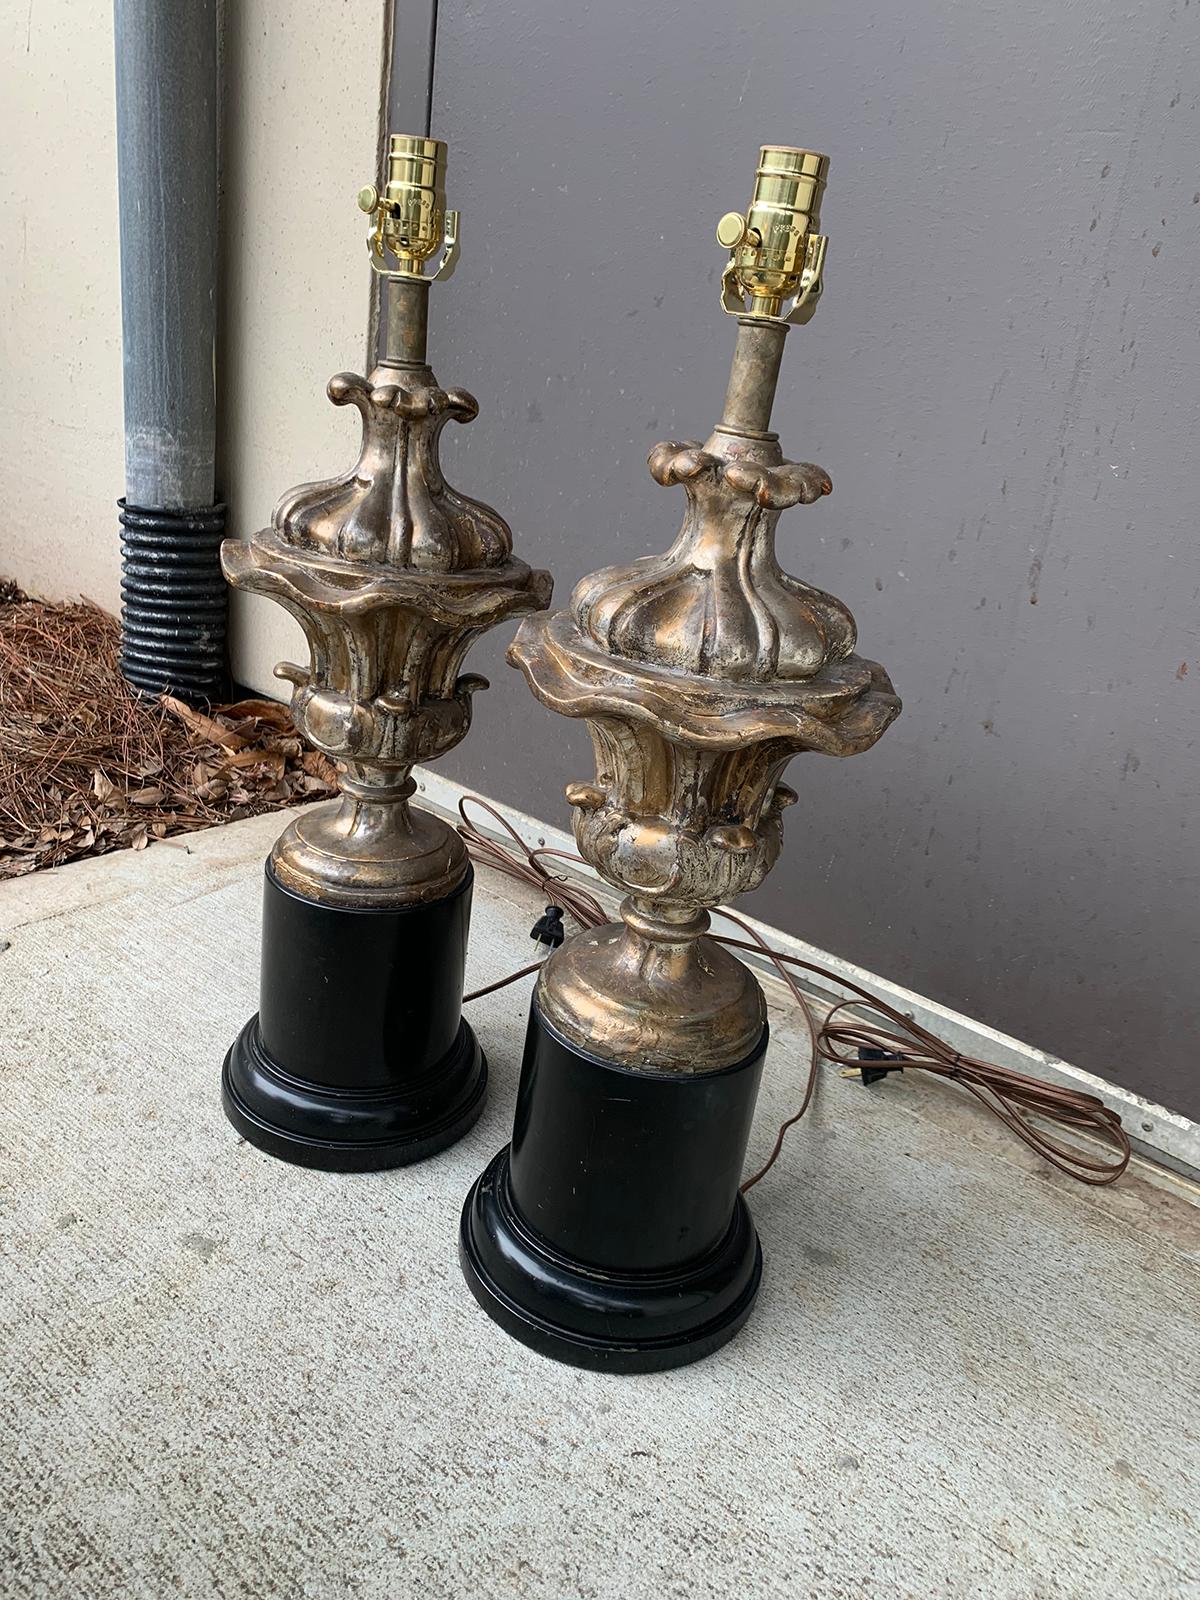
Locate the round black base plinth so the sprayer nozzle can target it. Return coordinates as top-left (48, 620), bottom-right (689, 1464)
top-left (458, 1000), bottom-right (767, 1372)
top-left (460, 1147), bottom-right (762, 1373)
top-left (221, 862), bottom-right (485, 1170)
top-left (223, 1015), bottom-right (486, 1172)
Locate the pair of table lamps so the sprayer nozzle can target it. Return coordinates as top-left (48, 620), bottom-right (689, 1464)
top-left (220, 134), bottom-right (899, 1372)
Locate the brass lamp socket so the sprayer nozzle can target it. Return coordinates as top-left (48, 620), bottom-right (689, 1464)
top-left (359, 133), bottom-right (458, 280)
top-left (717, 145), bottom-right (829, 323)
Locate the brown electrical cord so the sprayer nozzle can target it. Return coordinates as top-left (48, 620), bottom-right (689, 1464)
top-left (463, 959), bottom-right (545, 1003)
top-left (454, 795), bottom-right (1131, 1190)
top-left (718, 935), bottom-right (1130, 1188)
top-left (457, 796), bottom-right (607, 937)
top-left (709, 907), bottom-right (824, 1192)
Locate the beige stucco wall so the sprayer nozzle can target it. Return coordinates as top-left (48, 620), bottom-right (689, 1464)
top-left (0, 4), bottom-right (125, 612)
top-left (0, 1), bottom-right (387, 694)
top-left (219, 3), bottom-right (387, 694)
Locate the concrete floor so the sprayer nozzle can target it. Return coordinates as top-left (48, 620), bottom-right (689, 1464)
top-left (2, 809), bottom-right (1198, 1599)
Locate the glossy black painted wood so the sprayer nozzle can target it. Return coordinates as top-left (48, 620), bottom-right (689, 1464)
top-left (222, 862), bottom-right (486, 1170)
top-left (459, 998), bottom-right (765, 1371)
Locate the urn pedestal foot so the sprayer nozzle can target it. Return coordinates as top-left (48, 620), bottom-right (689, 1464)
top-left (221, 863), bottom-right (486, 1171)
top-left (459, 1001), bottom-right (765, 1372)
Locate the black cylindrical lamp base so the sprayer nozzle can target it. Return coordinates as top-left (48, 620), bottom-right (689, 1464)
top-left (459, 999), bottom-right (766, 1372)
top-left (222, 863), bottom-right (486, 1171)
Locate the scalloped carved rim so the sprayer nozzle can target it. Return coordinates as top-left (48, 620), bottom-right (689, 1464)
top-left (510, 609), bottom-right (900, 759)
top-left (223, 532), bottom-right (552, 629)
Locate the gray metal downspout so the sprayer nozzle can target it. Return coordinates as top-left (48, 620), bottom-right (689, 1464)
top-left (114, 0), bottom-right (225, 703)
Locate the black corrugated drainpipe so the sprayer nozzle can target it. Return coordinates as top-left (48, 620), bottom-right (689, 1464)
top-left (114, 0), bottom-right (225, 704)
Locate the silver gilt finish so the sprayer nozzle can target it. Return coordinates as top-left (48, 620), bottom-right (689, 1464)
top-left (222, 138), bottom-right (551, 909)
top-left (509, 146), bottom-right (900, 1072)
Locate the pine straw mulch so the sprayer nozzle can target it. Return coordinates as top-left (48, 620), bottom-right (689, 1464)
top-left (0, 581), bottom-right (337, 880)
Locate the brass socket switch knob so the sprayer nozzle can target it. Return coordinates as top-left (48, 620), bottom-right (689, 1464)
top-left (716, 211), bottom-right (751, 250)
top-left (357, 184), bottom-right (379, 213)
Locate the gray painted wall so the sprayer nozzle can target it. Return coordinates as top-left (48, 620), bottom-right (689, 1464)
top-left (419, 0), bottom-right (1199, 1116)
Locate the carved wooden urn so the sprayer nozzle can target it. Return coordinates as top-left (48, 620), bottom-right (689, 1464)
top-left (460, 146), bottom-right (899, 1369)
top-left (220, 135), bottom-right (550, 1170)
